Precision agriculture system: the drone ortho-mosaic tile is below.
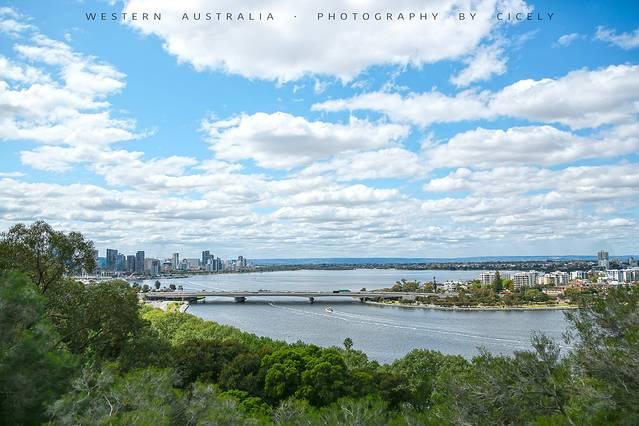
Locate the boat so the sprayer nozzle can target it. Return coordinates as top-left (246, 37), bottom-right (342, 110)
top-left (325, 307), bottom-right (334, 313)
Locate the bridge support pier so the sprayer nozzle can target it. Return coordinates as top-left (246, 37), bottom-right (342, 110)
top-left (308, 297), bottom-right (315, 304)
top-left (359, 297), bottom-right (366, 303)
top-left (234, 296), bottom-right (246, 303)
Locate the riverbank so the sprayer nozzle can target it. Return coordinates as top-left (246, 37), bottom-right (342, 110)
top-left (365, 300), bottom-right (577, 311)
top-left (144, 300), bottom-right (189, 313)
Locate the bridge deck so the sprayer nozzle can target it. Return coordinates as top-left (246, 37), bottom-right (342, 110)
top-left (143, 290), bottom-right (451, 300)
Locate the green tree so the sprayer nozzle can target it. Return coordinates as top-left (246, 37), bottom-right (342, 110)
top-left (0, 221), bottom-right (95, 293)
top-left (49, 365), bottom-right (178, 425)
top-left (0, 272), bottom-right (76, 424)
top-left (492, 271), bottom-right (503, 293)
top-left (46, 279), bottom-right (147, 359)
top-left (343, 337), bottom-right (354, 351)
top-left (564, 286), bottom-right (639, 423)
top-left (174, 339), bottom-right (246, 385)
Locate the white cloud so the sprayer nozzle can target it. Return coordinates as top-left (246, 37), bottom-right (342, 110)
top-left (553, 32), bottom-right (583, 48)
top-left (202, 112), bottom-right (409, 169)
top-left (314, 64), bottom-right (639, 130)
top-left (313, 89), bottom-right (492, 128)
top-left (423, 125), bottom-right (639, 168)
top-left (300, 147), bottom-right (424, 181)
top-left (450, 43), bottom-right (507, 87)
top-left (595, 26), bottom-right (639, 50)
top-left (123, 0), bottom-right (530, 82)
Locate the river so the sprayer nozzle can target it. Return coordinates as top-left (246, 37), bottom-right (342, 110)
top-left (144, 269), bottom-right (570, 363)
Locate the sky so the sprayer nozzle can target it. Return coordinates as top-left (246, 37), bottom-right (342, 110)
top-left (0, 0), bottom-right (638, 259)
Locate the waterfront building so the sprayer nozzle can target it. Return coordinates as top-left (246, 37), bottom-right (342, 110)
top-left (513, 271), bottom-right (539, 290)
top-left (185, 258), bottom-right (201, 270)
top-left (106, 248), bottom-right (118, 271)
top-left (116, 254), bottom-right (126, 272)
top-left (480, 271), bottom-right (497, 286)
top-left (136, 251), bottom-right (145, 274)
top-left (126, 255), bottom-right (136, 273)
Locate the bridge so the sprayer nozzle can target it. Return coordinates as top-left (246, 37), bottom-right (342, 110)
top-left (142, 290), bottom-right (454, 304)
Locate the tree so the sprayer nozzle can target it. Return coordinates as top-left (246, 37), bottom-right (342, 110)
top-left (0, 221), bottom-right (95, 293)
top-left (343, 337), bottom-right (354, 351)
top-left (492, 271), bottom-right (503, 293)
top-left (0, 272), bottom-right (76, 424)
top-left (564, 286), bottom-right (639, 423)
top-left (46, 279), bottom-right (147, 359)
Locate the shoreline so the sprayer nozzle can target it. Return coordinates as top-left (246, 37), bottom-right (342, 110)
top-left (365, 301), bottom-right (577, 311)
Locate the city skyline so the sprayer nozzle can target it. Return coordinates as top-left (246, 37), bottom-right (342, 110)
top-left (0, 1), bottom-right (638, 258)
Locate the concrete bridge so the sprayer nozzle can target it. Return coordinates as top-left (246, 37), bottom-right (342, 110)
top-left (142, 290), bottom-right (454, 304)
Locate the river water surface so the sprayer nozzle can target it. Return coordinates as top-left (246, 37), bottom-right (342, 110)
top-left (145, 269), bottom-right (570, 363)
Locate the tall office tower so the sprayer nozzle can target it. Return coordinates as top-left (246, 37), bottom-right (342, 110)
top-left (136, 251), bottom-right (145, 274)
top-left (202, 250), bottom-right (211, 266)
top-left (106, 249), bottom-right (118, 271)
top-left (172, 253), bottom-right (180, 269)
top-left (126, 255), bottom-right (136, 273)
top-left (116, 254), bottom-right (126, 272)
top-left (598, 250), bottom-right (609, 269)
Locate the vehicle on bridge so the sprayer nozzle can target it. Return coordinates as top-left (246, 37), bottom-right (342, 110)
top-left (332, 289), bottom-right (351, 293)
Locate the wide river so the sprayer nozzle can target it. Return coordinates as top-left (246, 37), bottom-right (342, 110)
top-left (145, 269), bottom-right (570, 363)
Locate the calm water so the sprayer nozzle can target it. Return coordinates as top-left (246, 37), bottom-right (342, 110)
top-left (145, 269), bottom-right (570, 363)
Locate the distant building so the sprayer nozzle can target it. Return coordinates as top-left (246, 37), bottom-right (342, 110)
top-left (513, 271), bottom-right (539, 290)
top-left (116, 254), bottom-right (126, 272)
top-left (106, 249), bottom-right (118, 271)
top-left (172, 253), bottom-right (180, 270)
top-left (570, 271), bottom-right (586, 280)
top-left (480, 272), bottom-right (497, 286)
top-left (126, 255), bottom-right (136, 273)
top-left (136, 251), bottom-right (145, 274)
top-left (185, 258), bottom-right (201, 270)
top-left (598, 250), bottom-right (609, 269)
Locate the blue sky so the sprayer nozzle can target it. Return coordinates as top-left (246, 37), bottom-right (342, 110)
top-left (0, 0), bottom-right (638, 259)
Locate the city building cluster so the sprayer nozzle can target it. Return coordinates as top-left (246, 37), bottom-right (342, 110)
top-left (94, 248), bottom-right (250, 277)
top-left (478, 251), bottom-right (639, 292)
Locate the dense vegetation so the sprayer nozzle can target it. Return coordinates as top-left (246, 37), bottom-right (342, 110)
top-left (1, 222), bottom-right (638, 425)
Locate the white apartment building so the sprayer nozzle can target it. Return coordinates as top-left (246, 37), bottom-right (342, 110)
top-left (513, 271), bottom-right (539, 290)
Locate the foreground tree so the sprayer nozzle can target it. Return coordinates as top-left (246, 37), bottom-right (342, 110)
top-left (0, 221), bottom-right (95, 293)
top-left (564, 286), bottom-right (639, 423)
top-left (0, 272), bottom-right (76, 424)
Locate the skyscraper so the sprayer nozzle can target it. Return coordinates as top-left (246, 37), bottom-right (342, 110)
top-left (126, 255), bottom-right (136, 273)
top-left (202, 250), bottom-right (211, 266)
top-left (106, 249), bottom-right (118, 271)
top-left (598, 250), bottom-right (609, 269)
top-left (136, 251), bottom-right (145, 274)
top-left (172, 253), bottom-right (179, 270)
top-left (116, 253), bottom-right (126, 272)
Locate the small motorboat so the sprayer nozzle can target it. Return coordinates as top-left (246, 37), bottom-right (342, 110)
top-left (325, 307), bottom-right (334, 313)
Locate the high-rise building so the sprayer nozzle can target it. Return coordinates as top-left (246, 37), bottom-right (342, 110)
top-left (479, 272), bottom-right (497, 286)
top-left (598, 250), bottom-right (609, 269)
top-left (126, 255), bottom-right (136, 273)
top-left (106, 249), bottom-right (118, 271)
top-left (202, 250), bottom-right (211, 266)
top-left (136, 251), bottom-right (145, 274)
top-left (172, 253), bottom-right (180, 270)
top-left (116, 254), bottom-right (126, 272)
top-left (513, 271), bottom-right (539, 290)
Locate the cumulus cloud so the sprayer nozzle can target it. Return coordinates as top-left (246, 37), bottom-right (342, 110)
top-left (450, 43), bottom-right (507, 87)
top-left (595, 26), bottom-right (639, 50)
top-left (123, 0), bottom-right (530, 82)
top-left (314, 64), bottom-right (639, 130)
top-left (423, 125), bottom-right (639, 168)
top-left (202, 112), bottom-right (409, 169)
